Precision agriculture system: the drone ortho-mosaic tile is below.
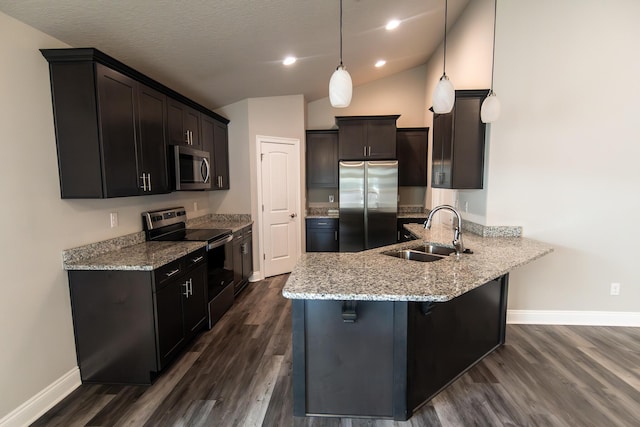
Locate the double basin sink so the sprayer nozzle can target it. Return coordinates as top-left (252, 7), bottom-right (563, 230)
top-left (383, 243), bottom-right (457, 263)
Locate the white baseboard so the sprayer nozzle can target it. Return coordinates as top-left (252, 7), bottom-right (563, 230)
top-left (507, 310), bottom-right (640, 327)
top-left (0, 367), bottom-right (81, 427)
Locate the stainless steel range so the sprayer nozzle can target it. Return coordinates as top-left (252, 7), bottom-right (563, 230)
top-left (142, 207), bottom-right (234, 329)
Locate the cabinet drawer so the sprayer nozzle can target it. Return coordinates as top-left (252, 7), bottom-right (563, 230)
top-left (306, 218), bottom-right (338, 229)
top-left (184, 248), bottom-right (206, 270)
top-left (155, 259), bottom-right (183, 287)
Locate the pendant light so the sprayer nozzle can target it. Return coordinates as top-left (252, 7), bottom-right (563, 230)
top-left (432, 0), bottom-right (455, 114)
top-left (481, 0), bottom-right (501, 123)
top-left (329, 0), bottom-right (352, 108)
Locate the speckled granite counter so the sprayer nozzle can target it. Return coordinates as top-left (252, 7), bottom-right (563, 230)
top-left (283, 223), bottom-right (552, 302)
top-left (64, 241), bottom-right (206, 271)
top-left (63, 213), bottom-right (253, 271)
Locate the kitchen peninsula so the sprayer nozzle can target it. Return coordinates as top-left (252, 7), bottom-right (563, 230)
top-left (283, 223), bottom-right (553, 421)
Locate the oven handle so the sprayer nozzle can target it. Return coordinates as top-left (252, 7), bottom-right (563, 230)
top-left (207, 234), bottom-right (233, 250)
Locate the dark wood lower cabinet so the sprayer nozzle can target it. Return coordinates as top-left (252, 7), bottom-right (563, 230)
top-left (306, 218), bottom-right (339, 252)
top-left (292, 274), bottom-right (509, 421)
top-left (68, 249), bottom-right (208, 384)
top-left (232, 225), bottom-right (253, 295)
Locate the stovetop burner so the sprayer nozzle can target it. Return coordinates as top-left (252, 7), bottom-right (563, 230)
top-left (141, 207), bottom-right (231, 243)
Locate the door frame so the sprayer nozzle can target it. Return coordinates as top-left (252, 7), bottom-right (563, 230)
top-left (255, 135), bottom-right (302, 279)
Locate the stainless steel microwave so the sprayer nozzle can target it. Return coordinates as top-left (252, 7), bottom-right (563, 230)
top-left (171, 145), bottom-right (211, 190)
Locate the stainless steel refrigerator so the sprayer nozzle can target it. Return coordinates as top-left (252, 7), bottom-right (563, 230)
top-left (339, 160), bottom-right (398, 252)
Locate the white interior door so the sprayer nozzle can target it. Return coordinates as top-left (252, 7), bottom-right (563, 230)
top-left (260, 139), bottom-right (300, 277)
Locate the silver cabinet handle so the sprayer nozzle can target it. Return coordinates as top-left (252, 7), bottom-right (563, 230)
top-left (182, 281), bottom-right (189, 297)
top-left (191, 255), bottom-right (204, 263)
top-left (335, 230), bottom-right (338, 241)
top-left (185, 130), bottom-right (190, 144)
top-left (368, 146), bottom-right (371, 156)
top-left (147, 173), bottom-right (151, 192)
top-left (165, 268), bottom-right (180, 278)
top-left (363, 146), bottom-right (367, 157)
top-left (318, 222), bottom-right (327, 225)
top-left (188, 278), bottom-right (193, 296)
top-left (140, 173), bottom-right (147, 191)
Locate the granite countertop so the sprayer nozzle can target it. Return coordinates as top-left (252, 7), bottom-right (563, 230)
top-left (193, 219), bottom-right (253, 233)
top-left (64, 241), bottom-right (206, 271)
top-left (63, 215), bottom-right (253, 272)
top-left (282, 223), bottom-right (553, 302)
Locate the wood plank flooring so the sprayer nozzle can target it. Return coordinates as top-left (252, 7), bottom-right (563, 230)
top-left (32, 275), bottom-right (640, 426)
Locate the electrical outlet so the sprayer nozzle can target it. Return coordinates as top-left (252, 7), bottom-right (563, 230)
top-left (610, 283), bottom-right (620, 296)
top-left (193, 201), bottom-right (198, 211)
top-left (329, 195), bottom-right (334, 203)
top-left (464, 201), bottom-right (469, 212)
top-left (110, 212), bottom-right (119, 228)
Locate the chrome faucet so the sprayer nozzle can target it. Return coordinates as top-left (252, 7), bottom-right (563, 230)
top-left (423, 204), bottom-right (465, 255)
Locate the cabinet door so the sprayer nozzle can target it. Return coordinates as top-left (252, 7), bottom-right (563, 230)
top-left (167, 98), bottom-right (200, 147)
top-left (201, 114), bottom-right (230, 190)
top-left (307, 228), bottom-right (339, 252)
top-left (338, 120), bottom-right (366, 160)
top-left (431, 113), bottom-right (453, 188)
top-left (451, 95), bottom-right (485, 189)
top-left (137, 84), bottom-right (169, 194)
top-left (96, 64), bottom-right (140, 197)
top-left (155, 281), bottom-right (185, 369)
top-left (366, 119), bottom-right (397, 159)
top-left (397, 128), bottom-right (428, 186)
top-left (182, 263), bottom-right (208, 339)
top-left (306, 130), bottom-right (338, 188)
top-left (431, 90), bottom-right (487, 189)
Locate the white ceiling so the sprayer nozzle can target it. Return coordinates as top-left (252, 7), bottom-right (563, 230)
top-left (0, 0), bottom-right (470, 110)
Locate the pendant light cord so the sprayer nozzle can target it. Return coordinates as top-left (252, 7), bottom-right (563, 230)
top-left (490, 0), bottom-right (497, 92)
top-left (442, 0), bottom-right (448, 76)
top-left (339, 0), bottom-right (344, 68)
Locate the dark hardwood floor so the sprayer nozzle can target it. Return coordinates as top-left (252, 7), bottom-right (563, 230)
top-left (32, 275), bottom-right (640, 426)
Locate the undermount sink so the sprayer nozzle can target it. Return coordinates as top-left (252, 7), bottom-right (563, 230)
top-left (382, 243), bottom-right (457, 263)
top-left (406, 243), bottom-right (457, 257)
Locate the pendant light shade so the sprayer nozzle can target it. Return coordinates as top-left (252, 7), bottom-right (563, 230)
top-left (481, 0), bottom-right (500, 123)
top-left (433, 75), bottom-right (455, 114)
top-left (329, 65), bottom-right (352, 108)
top-left (329, 0), bottom-right (352, 108)
top-left (432, 0), bottom-right (454, 114)
top-left (480, 91), bottom-right (501, 123)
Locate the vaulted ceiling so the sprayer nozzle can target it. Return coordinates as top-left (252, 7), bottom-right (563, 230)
top-left (0, 0), bottom-right (470, 109)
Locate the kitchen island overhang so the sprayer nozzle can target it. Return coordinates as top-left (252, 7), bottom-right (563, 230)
top-left (283, 224), bottom-right (553, 421)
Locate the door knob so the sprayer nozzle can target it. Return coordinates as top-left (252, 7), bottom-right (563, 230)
top-left (290, 213), bottom-right (297, 218)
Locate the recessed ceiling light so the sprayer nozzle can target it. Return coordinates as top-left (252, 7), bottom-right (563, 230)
top-left (386, 19), bottom-right (400, 30)
top-left (375, 60), bottom-right (386, 68)
top-left (283, 56), bottom-right (297, 66)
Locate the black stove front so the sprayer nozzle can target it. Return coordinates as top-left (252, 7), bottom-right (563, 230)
top-left (142, 207), bottom-right (235, 329)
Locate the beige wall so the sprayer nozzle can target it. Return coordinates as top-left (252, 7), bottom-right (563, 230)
top-left (425, 0), bottom-right (640, 313)
top-left (307, 64), bottom-right (428, 129)
top-left (0, 10), bottom-right (214, 421)
top-left (213, 95), bottom-right (306, 278)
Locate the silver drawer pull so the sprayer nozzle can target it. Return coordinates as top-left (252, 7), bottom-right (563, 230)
top-left (191, 256), bottom-right (204, 263)
top-left (317, 222), bottom-right (327, 225)
top-left (165, 268), bottom-right (180, 278)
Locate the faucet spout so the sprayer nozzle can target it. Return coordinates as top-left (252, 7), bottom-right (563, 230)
top-left (423, 204), bottom-right (465, 255)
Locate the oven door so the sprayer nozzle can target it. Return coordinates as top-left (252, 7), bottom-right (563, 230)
top-left (173, 145), bottom-right (211, 190)
top-left (206, 234), bottom-right (234, 328)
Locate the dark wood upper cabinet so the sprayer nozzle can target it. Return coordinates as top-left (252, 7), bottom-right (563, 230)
top-left (306, 130), bottom-right (338, 188)
top-left (41, 48), bottom-right (230, 198)
top-left (138, 85), bottom-right (170, 194)
top-left (431, 89), bottom-right (488, 189)
top-left (336, 115), bottom-right (399, 160)
top-left (397, 128), bottom-right (429, 187)
top-left (201, 114), bottom-right (230, 190)
top-left (167, 98), bottom-right (201, 148)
